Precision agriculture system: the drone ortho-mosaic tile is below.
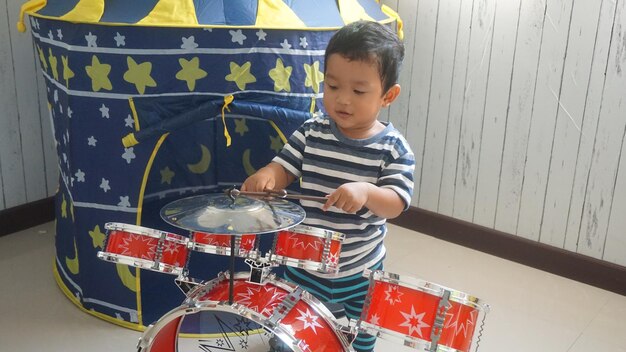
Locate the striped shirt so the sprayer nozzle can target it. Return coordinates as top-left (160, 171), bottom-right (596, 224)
top-left (273, 115), bottom-right (415, 278)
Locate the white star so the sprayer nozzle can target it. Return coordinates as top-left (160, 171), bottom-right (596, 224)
top-left (114, 32), bottom-right (126, 47)
top-left (280, 39), bottom-right (291, 50)
top-left (124, 114), bottom-right (135, 128)
top-left (122, 147), bottom-right (136, 164)
top-left (256, 29), bottom-right (267, 41)
top-left (57, 29), bottom-right (63, 40)
top-left (85, 32), bottom-right (98, 47)
top-left (67, 106), bottom-right (73, 118)
top-left (54, 90), bottom-right (59, 103)
top-left (87, 136), bottom-right (97, 146)
top-left (229, 29), bottom-right (247, 45)
top-left (299, 37), bottom-right (308, 48)
top-left (118, 196), bottom-right (131, 207)
top-left (34, 19), bottom-right (40, 30)
top-left (295, 308), bottom-right (324, 335)
top-left (99, 178), bottom-right (111, 192)
top-left (99, 104), bottom-right (109, 118)
top-left (181, 36), bottom-right (198, 50)
top-left (369, 314), bottom-right (380, 326)
top-left (202, 27), bottom-right (213, 32)
top-left (48, 30), bottom-right (54, 40)
top-left (75, 169), bottom-right (85, 182)
top-left (384, 285), bottom-right (404, 305)
top-left (399, 305), bottom-right (430, 338)
top-left (59, 105), bottom-right (63, 114)
top-left (445, 305), bottom-right (478, 338)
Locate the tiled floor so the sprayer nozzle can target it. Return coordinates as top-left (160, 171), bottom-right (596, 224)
top-left (1, 221), bottom-right (625, 351)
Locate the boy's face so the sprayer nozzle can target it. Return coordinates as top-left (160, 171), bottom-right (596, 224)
top-left (323, 53), bottom-right (400, 139)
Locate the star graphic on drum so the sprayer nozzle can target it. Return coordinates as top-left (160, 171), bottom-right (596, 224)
top-left (295, 308), bottom-right (324, 335)
top-left (119, 234), bottom-right (156, 260)
top-left (384, 285), bottom-right (404, 305)
top-left (445, 305), bottom-right (478, 337)
top-left (369, 314), bottom-right (380, 325)
top-left (288, 234), bottom-right (323, 251)
top-left (162, 240), bottom-right (180, 255)
top-left (399, 305), bottom-right (430, 338)
top-left (327, 251), bottom-right (339, 266)
top-left (236, 286), bottom-right (287, 316)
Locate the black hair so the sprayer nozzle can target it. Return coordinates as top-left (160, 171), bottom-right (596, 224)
top-left (324, 20), bottom-right (405, 94)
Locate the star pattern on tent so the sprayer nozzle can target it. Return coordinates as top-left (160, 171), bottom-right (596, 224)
top-left (230, 29), bottom-right (247, 45)
top-left (122, 147), bottom-right (136, 164)
top-left (176, 57), bottom-right (207, 91)
top-left (100, 178), bottom-right (111, 192)
top-left (75, 169), bottom-right (85, 182)
top-left (99, 103), bottom-right (110, 118)
top-left (234, 119), bottom-right (248, 136)
top-left (299, 37), bottom-right (308, 48)
top-left (225, 61), bottom-right (256, 90)
top-left (57, 29), bottom-right (63, 40)
top-left (48, 48), bottom-right (59, 81)
top-left (269, 58), bottom-right (292, 92)
top-left (181, 36), bottom-right (199, 50)
top-left (304, 61), bottom-right (324, 94)
top-left (114, 32), bottom-right (126, 47)
top-left (87, 136), bottom-right (97, 146)
top-left (256, 29), bottom-right (267, 41)
top-left (124, 114), bottom-right (134, 128)
top-left (88, 225), bottom-right (106, 249)
top-left (85, 32), bottom-right (97, 47)
top-left (280, 39), bottom-right (292, 50)
top-left (118, 196), bottom-right (131, 207)
top-left (37, 45), bottom-right (48, 71)
top-left (123, 57), bottom-right (156, 94)
top-left (85, 55), bottom-right (112, 92)
top-left (160, 166), bottom-right (175, 185)
top-left (61, 56), bottom-right (74, 87)
top-left (269, 135), bottom-right (283, 154)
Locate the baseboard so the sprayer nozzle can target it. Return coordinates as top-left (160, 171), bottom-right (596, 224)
top-left (389, 206), bottom-right (626, 297)
top-left (0, 197), bottom-right (55, 237)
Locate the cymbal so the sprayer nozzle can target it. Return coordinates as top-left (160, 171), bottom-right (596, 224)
top-left (160, 193), bottom-right (305, 235)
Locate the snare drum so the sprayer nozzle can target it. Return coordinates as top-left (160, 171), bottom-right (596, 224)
top-left (358, 270), bottom-right (489, 352)
top-left (138, 272), bottom-right (354, 352)
top-left (97, 222), bottom-right (189, 276)
top-left (190, 232), bottom-right (256, 257)
top-left (271, 225), bottom-right (344, 274)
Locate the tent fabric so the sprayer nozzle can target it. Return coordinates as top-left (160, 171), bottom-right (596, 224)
top-left (25, 0), bottom-right (393, 29)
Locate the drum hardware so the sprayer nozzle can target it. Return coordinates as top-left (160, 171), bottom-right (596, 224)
top-left (244, 257), bottom-right (275, 285)
top-left (174, 275), bottom-right (203, 296)
top-left (266, 286), bottom-right (304, 329)
top-left (428, 289), bottom-right (451, 352)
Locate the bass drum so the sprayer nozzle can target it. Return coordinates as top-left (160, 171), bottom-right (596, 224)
top-left (138, 272), bottom-right (354, 352)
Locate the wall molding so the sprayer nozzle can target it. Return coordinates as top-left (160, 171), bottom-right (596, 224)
top-left (390, 206), bottom-right (626, 297)
top-left (0, 197), bottom-right (55, 237)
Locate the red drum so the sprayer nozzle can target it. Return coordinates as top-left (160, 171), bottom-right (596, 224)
top-left (271, 225), bottom-right (344, 274)
top-left (190, 232), bottom-right (256, 257)
top-left (97, 223), bottom-right (189, 276)
top-left (359, 270), bottom-right (489, 352)
top-left (138, 272), bottom-right (353, 352)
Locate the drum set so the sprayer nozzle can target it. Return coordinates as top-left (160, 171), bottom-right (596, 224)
top-left (97, 188), bottom-right (490, 352)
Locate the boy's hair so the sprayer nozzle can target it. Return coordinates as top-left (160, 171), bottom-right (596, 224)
top-left (324, 20), bottom-right (405, 94)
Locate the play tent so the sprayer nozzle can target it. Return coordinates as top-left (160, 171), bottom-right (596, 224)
top-left (18, 0), bottom-right (403, 330)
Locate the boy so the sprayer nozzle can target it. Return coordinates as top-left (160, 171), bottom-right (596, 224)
top-left (242, 20), bottom-right (414, 352)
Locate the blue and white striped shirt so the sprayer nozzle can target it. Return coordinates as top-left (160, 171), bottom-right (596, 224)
top-left (273, 115), bottom-right (415, 278)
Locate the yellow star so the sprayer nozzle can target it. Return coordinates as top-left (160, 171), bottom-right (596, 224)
top-left (85, 55), bottom-right (112, 92)
top-left (225, 61), bottom-right (256, 90)
top-left (88, 225), bottom-right (106, 249)
top-left (160, 166), bottom-right (175, 185)
top-left (62, 56), bottom-right (74, 88)
top-left (176, 57), bottom-right (207, 91)
top-left (48, 48), bottom-right (59, 81)
top-left (37, 45), bottom-right (48, 71)
top-left (269, 58), bottom-right (292, 92)
top-left (234, 118), bottom-right (249, 136)
top-left (123, 56), bottom-right (157, 94)
top-left (270, 134), bottom-right (284, 154)
top-left (61, 194), bottom-right (67, 218)
top-left (304, 61), bottom-right (324, 94)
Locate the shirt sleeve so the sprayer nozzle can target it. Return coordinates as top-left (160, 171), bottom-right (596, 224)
top-left (378, 140), bottom-right (415, 210)
top-left (272, 122), bottom-right (308, 178)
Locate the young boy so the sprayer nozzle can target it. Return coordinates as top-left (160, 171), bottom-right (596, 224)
top-left (242, 20), bottom-right (414, 352)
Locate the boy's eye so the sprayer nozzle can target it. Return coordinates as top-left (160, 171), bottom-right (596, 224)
top-left (354, 90), bottom-right (365, 95)
top-left (327, 84), bottom-right (338, 90)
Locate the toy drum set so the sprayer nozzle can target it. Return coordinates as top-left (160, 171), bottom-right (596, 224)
top-left (97, 189), bottom-right (490, 351)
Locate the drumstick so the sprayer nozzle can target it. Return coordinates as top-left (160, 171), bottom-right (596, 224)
top-left (228, 188), bottom-right (328, 202)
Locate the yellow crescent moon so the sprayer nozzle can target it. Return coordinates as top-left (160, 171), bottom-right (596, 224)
top-left (242, 149), bottom-right (257, 176)
top-left (116, 264), bottom-right (137, 292)
top-left (65, 239), bottom-right (79, 275)
top-left (187, 144), bottom-right (211, 174)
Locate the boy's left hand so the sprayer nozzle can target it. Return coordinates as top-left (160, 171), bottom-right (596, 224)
top-left (323, 182), bottom-right (370, 213)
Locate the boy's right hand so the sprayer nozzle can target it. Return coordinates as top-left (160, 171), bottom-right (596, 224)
top-left (241, 167), bottom-right (276, 192)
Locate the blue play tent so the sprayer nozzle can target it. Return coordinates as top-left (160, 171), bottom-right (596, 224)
top-left (18, 0), bottom-right (403, 330)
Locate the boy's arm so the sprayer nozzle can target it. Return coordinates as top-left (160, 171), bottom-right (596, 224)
top-left (323, 182), bottom-right (406, 219)
top-left (241, 161), bottom-right (296, 192)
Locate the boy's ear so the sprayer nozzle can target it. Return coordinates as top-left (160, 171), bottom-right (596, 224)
top-left (382, 84), bottom-right (401, 107)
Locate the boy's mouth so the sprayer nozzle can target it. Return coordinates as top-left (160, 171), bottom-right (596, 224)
top-left (335, 110), bottom-right (352, 119)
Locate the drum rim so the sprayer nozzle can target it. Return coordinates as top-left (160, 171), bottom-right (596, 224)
top-left (105, 222), bottom-right (188, 244)
top-left (364, 269), bottom-right (488, 310)
top-left (357, 321), bottom-right (464, 352)
top-left (96, 251), bottom-right (185, 275)
top-left (280, 224), bottom-right (345, 241)
top-left (186, 271), bottom-right (353, 351)
top-left (269, 254), bottom-right (339, 274)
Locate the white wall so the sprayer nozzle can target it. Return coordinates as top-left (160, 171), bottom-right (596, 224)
top-left (2, 0), bottom-right (625, 267)
top-left (382, 0), bottom-right (626, 267)
top-left (0, 0), bottom-right (57, 210)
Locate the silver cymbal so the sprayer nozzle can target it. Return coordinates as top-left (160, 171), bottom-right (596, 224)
top-left (160, 193), bottom-right (305, 235)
